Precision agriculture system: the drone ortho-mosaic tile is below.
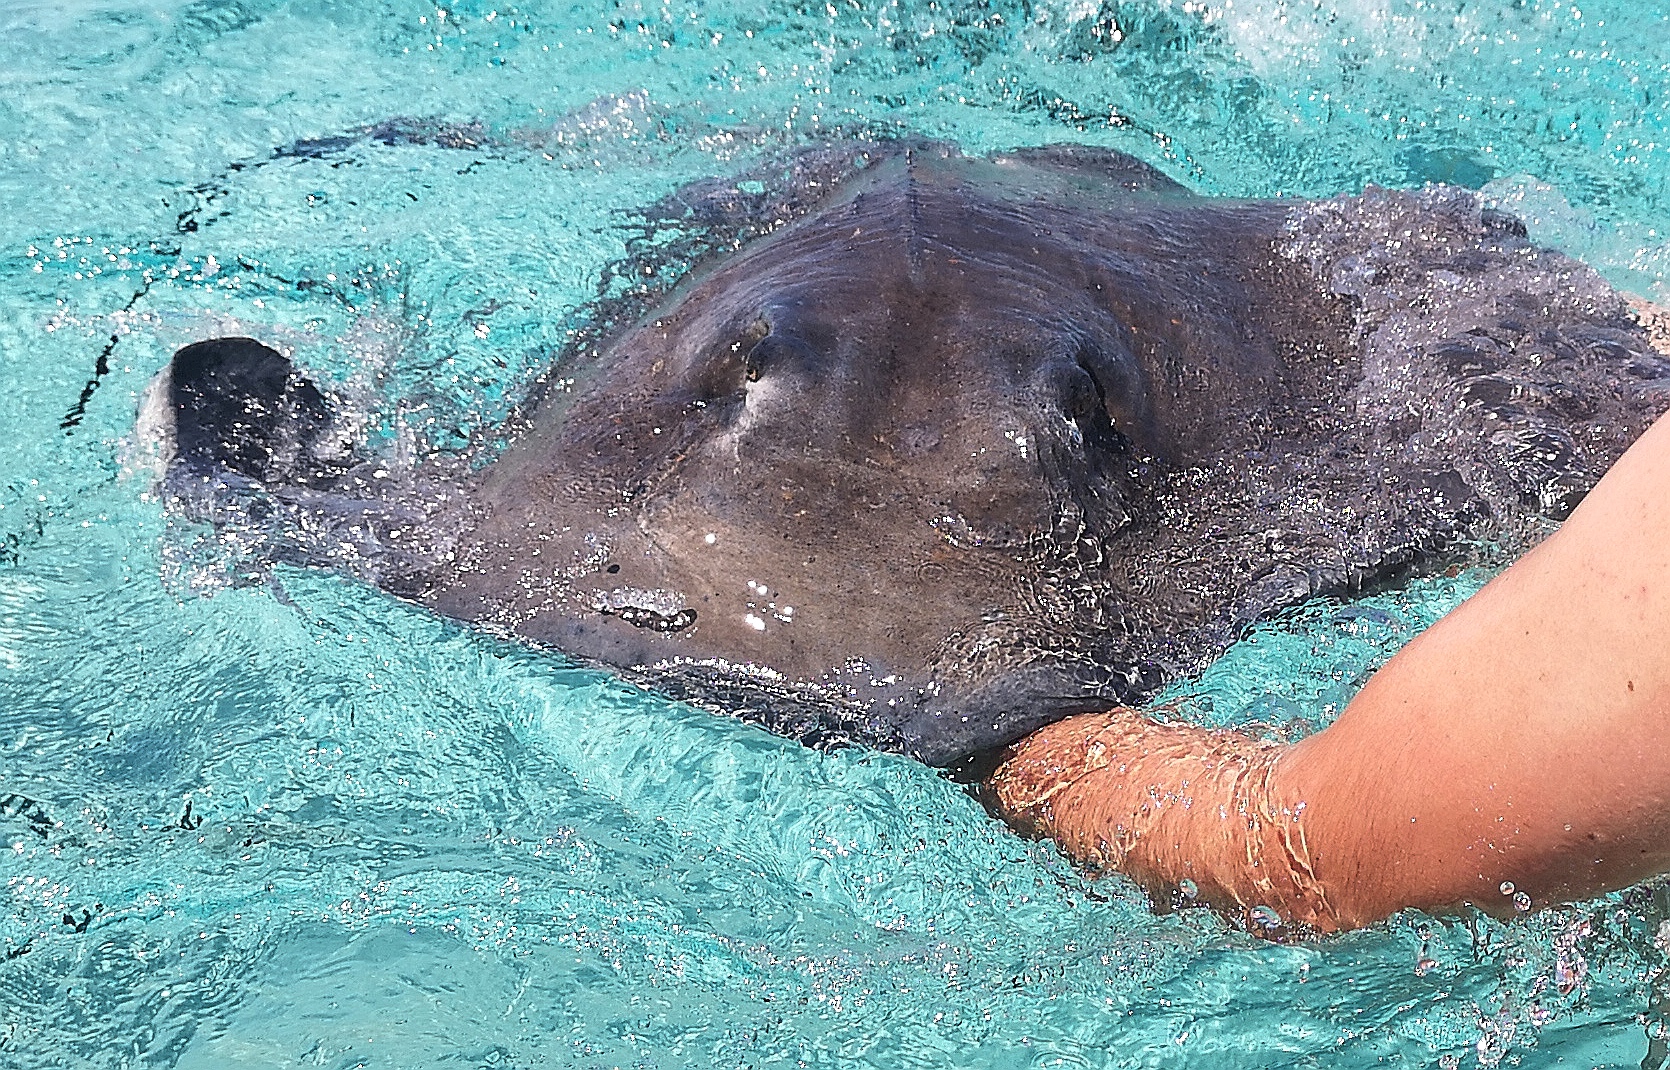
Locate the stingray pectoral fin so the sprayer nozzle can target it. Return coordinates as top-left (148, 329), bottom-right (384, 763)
top-left (989, 144), bottom-right (1189, 195)
top-left (903, 656), bottom-right (1162, 773)
top-left (151, 337), bottom-right (440, 590)
top-left (165, 336), bottom-right (340, 488)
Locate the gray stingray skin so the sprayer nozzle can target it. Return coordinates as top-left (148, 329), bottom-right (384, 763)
top-left (159, 140), bottom-right (1670, 769)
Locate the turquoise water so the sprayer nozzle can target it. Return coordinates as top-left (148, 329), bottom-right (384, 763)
top-left (3, 1), bottom-right (1670, 1066)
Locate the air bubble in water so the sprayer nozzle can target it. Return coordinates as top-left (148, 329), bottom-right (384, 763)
top-left (1512, 890), bottom-right (1532, 912)
top-left (1555, 952), bottom-right (1587, 994)
top-left (1249, 905), bottom-right (1281, 929)
top-left (1178, 879), bottom-right (1198, 900)
top-left (1499, 880), bottom-right (1515, 895)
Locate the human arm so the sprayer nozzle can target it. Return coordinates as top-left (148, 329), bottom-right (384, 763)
top-left (986, 411), bottom-right (1670, 932)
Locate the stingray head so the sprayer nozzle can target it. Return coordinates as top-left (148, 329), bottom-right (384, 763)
top-left (444, 184), bottom-right (1197, 764)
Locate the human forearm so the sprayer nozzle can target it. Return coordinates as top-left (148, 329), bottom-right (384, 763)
top-left (991, 411), bottom-right (1670, 932)
top-left (988, 711), bottom-right (1342, 932)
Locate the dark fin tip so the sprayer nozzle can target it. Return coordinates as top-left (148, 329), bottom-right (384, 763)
top-left (168, 336), bottom-right (334, 486)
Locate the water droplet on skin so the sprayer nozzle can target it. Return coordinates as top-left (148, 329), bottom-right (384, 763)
top-left (1249, 905), bottom-right (1281, 929)
top-left (1499, 881), bottom-right (1515, 895)
top-left (1513, 891), bottom-right (1532, 912)
top-left (1178, 879), bottom-right (1198, 900)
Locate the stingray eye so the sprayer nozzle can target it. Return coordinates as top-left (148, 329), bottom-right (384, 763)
top-left (723, 317), bottom-right (771, 380)
top-left (736, 317), bottom-right (770, 350)
top-left (1058, 362), bottom-right (1105, 421)
top-left (744, 334), bottom-right (814, 383)
top-left (1037, 357), bottom-right (1105, 425)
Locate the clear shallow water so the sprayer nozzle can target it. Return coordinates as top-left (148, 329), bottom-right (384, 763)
top-left (3, 1), bottom-right (1670, 1066)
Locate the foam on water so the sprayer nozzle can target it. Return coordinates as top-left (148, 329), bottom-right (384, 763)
top-left (2, 1), bottom-right (1670, 1066)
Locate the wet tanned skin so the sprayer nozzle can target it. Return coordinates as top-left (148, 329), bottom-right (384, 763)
top-left (989, 411), bottom-right (1670, 932)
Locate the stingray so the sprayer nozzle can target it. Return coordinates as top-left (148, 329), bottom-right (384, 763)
top-left (149, 138), bottom-right (1669, 772)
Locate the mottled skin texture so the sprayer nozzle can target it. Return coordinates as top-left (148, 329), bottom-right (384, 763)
top-left (159, 140), bottom-right (1668, 770)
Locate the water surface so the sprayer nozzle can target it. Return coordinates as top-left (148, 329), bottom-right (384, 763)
top-left (3, 1), bottom-right (1670, 1066)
